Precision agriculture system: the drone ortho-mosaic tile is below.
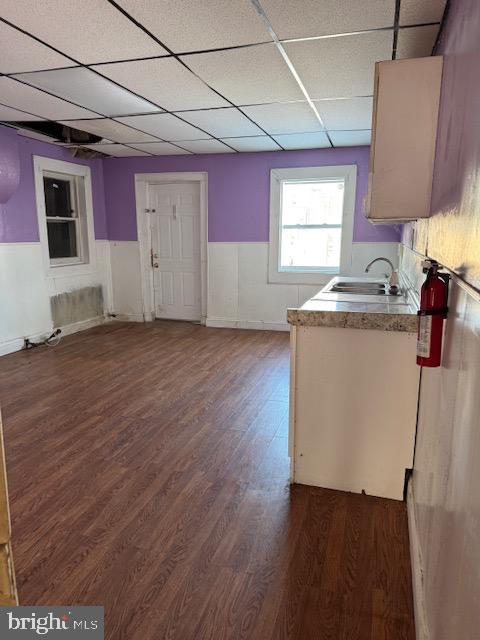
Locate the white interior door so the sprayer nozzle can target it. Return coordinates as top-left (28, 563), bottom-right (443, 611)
top-left (148, 182), bottom-right (201, 321)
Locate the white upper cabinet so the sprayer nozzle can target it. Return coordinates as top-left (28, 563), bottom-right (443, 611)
top-left (366, 56), bottom-right (443, 223)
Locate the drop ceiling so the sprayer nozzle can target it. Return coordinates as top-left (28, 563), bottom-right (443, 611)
top-left (0, 0), bottom-right (446, 156)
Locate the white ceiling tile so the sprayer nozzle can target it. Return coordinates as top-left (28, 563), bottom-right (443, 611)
top-left (284, 31), bottom-right (393, 99)
top-left (399, 0), bottom-right (447, 25)
top-left (0, 104), bottom-right (44, 121)
top-left (261, 0), bottom-right (395, 40)
top-left (329, 130), bottom-right (371, 146)
top-left (179, 108), bottom-right (263, 138)
top-left (182, 44), bottom-right (304, 105)
top-left (12, 68), bottom-right (158, 117)
top-left (0, 77), bottom-right (98, 120)
top-left (396, 26), bottom-right (439, 59)
top-left (81, 143), bottom-right (151, 157)
top-left (0, 0), bottom-right (166, 64)
top-left (128, 142), bottom-right (191, 155)
top-left (241, 102), bottom-right (322, 134)
top-left (177, 139), bottom-right (234, 154)
top-left (60, 119), bottom-right (159, 143)
top-left (115, 0), bottom-right (270, 52)
top-left (95, 58), bottom-right (228, 111)
top-left (115, 113), bottom-right (211, 141)
top-left (0, 21), bottom-right (72, 73)
top-left (272, 131), bottom-right (331, 149)
top-left (314, 97), bottom-right (374, 130)
top-left (221, 136), bottom-right (281, 152)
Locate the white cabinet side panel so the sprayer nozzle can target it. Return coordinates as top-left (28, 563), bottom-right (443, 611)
top-left (293, 326), bottom-right (419, 499)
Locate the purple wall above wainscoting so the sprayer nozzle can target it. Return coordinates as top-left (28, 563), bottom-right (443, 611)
top-left (102, 147), bottom-right (401, 243)
top-left (0, 125), bottom-right (107, 243)
top-left (0, 124), bottom-right (399, 245)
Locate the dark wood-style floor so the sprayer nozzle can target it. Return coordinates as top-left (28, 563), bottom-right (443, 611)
top-left (0, 321), bottom-right (414, 639)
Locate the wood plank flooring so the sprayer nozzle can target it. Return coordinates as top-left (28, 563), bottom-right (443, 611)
top-left (0, 321), bottom-right (415, 639)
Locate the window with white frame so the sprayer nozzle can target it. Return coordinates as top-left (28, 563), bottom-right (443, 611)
top-left (268, 165), bottom-right (356, 284)
top-left (34, 156), bottom-right (95, 272)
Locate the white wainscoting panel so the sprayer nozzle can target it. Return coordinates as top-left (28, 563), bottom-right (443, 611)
top-left (110, 241), bottom-right (144, 320)
top-left (207, 242), bottom-right (238, 321)
top-left (0, 240), bottom-right (114, 357)
top-left (207, 242), bottom-right (400, 330)
top-left (45, 240), bottom-right (113, 310)
top-left (238, 243), bottom-right (299, 325)
top-left (350, 242), bottom-right (399, 276)
top-left (0, 243), bottom-right (52, 354)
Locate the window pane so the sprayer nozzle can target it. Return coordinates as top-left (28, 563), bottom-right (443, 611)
top-left (47, 221), bottom-right (78, 259)
top-left (280, 227), bottom-right (341, 269)
top-left (281, 180), bottom-right (345, 226)
top-left (43, 177), bottom-right (74, 217)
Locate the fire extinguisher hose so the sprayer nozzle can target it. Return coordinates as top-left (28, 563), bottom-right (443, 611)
top-left (417, 308), bottom-right (449, 317)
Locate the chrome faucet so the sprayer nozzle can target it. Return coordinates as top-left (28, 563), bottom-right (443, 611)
top-left (365, 257), bottom-right (399, 294)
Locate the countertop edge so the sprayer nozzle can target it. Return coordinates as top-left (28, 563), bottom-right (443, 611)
top-left (287, 308), bottom-right (419, 333)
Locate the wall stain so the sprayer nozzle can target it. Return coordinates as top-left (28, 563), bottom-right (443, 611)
top-left (50, 286), bottom-right (103, 328)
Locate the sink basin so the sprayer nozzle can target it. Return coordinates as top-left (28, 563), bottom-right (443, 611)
top-left (334, 281), bottom-right (386, 288)
top-left (321, 278), bottom-right (402, 297)
top-left (331, 286), bottom-right (386, 295)
top-left (329, 281), bottom-right (388, 295)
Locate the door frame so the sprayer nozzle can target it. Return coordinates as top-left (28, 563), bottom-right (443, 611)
top-left (134, 172), bottom-right (208, 323)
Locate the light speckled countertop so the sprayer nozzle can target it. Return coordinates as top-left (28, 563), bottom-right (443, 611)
top-left (287, 277), bottom-right (419, 333)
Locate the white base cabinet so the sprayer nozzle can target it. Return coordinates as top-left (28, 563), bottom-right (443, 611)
top-left (289, 326), bottom-right (420, 500)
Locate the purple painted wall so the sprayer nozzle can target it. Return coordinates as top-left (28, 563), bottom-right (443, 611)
top-left (102, 147), bottom-right (400, 243)
top-left (422, 0), bottom-right (480, 287)
top-left (0, 124), bottom-right (400, 245)
top-left (0, 125), bottom-right (107, 242)
top-left (404, 4), bottom-right (480, 640)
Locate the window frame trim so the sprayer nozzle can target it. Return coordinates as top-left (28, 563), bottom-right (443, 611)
top-left (268, 165), bottom-right (357, 285)
top-left (34, 156), bottom-right (96, 277)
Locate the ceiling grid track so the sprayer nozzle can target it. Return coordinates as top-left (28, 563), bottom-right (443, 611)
top-left (1, 22), bottom-right (441, 78)
top-left (0, 0), bottom-right (445, 155)
top-left (0, 15), bottom-right (242, 153)
top-left (249, 0), bottom-right (334, 147)
top-left (0, 18), bottom-right (198, 155)
top-left (104, 0), bottom-right (284, 150)
top-left (392, 0), bottom-right (402, 59)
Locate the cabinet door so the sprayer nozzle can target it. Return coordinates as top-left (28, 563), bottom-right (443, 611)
top-left (366, 56), bottom-right (443, 222)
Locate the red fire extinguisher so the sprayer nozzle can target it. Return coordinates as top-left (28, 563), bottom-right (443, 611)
top-left (417, 261), bottom-right (449, 368)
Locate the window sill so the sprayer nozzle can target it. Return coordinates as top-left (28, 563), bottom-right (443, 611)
top-left (45, 261), bottom-right (95, 279)
top-left (50, 259), bottom-right (85, 267)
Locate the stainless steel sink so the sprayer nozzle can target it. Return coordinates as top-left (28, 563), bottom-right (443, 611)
top-left (330, 281), bottom-right (387, 295)
top-left (320, 278), bottom-right (403, 297)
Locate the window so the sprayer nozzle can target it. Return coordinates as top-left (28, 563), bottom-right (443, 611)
top-left (44, 173), bottom-right (81, 263)
top-left (269, 166), bottom-right (356, 284)
top-left (34, 157), bottom-right (95, 273)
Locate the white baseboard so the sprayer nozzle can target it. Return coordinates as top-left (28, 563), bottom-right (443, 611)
top-left (57, 315), bottom-right (111, 337)
top-left (407, 481), bottom-right (429, 640)
top-left (112, 313), bottom-right (145, 323)
top-left (0, 329), bottom-right (53, 357)
top-left (0, 316), bottom-right (112, 357)
top-left (0, 339), bottom-right (25, 357)
top-left (206, 317), bottom-right (290, 332)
